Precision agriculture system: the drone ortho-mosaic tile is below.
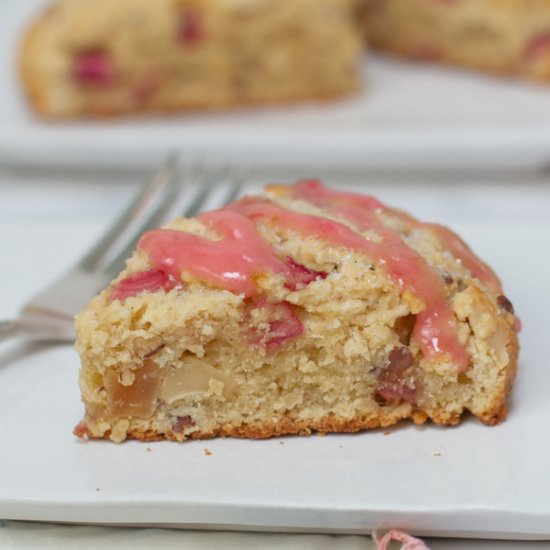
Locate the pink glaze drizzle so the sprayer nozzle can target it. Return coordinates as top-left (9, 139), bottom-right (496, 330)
top-left (130, 180), bottom-right (514, 368)
top-left (137, 210), bottom-right (292, 297)
top-left (291, 179), bottom-right (501, 292)
top-left (291, 179), bottom-right (386, 213)
top-left (426, 224), bottom-right (502, 293)
top-left (238, 186), bottom-right (470, 370)
top-left (137, 210), bottom-right (328, 297)
top-left (288, 179), bottom-right (517, 356)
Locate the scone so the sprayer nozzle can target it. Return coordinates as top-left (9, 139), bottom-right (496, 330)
top-left (74, 180), bottom-right (519, 443)
top-left (20, 0), bottom-right (362, 118)
top-left (362, 0), bottom-right (550, 82)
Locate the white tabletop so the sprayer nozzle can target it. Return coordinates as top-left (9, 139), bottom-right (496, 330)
top-left (1, 166), bottom-right (550, 549)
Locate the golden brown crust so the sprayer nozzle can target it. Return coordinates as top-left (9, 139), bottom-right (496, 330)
top-left (24, 80), bottom-right (360, 120)
top-left (74, 396), bottom-right (515, 443)
top-left (76, 410), bottom-right (421, 442)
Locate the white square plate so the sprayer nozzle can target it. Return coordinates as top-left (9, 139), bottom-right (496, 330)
top-left (0, 179), bottom-right (548, 540)
top-left (3, 0), bottom-right (550, 170)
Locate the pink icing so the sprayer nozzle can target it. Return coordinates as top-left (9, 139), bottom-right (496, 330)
top-left (426, 224), bottom-right (501, 293)
top-left (289, 180), bottom-right (518, 363)
top-left (293, 179), bottom-right (386, 212)
top-left (137, 210), bottom-right (291, 297)
top-left (243, 189), bottom-right (469, 370)
top-left (137, 211), bottom-right (327, 297)
top-left (129, 180), bottom-right (513, 369)
top-left (246, 300), bottom-right (304, 353)
top-left (293, 179), bottom-right (501, 292)
top-left (74, 51), bottom-right (114, 85)
top-left (110, 269), bottom-right (180, 302)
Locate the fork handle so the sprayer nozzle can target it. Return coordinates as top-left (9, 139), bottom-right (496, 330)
top-left (0, 320), bottom-right (22, 343)
top-left (0, 317), bottom-right (75, 343)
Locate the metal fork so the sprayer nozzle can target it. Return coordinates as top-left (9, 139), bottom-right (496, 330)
top-left (0, 157), bottom-right (244, 343)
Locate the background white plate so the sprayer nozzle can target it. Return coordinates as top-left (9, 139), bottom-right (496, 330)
top-left (3, 0), bottom-right (550, 170)
top-left (0, 175), bottom-right (549, 539)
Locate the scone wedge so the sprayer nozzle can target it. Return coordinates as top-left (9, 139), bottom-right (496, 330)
top-left (20, 0), bottom-right (361, 118)
top-left (75, 181), bottom-right (519, 443)
top-left (362, 0), bottom-right (550, 82)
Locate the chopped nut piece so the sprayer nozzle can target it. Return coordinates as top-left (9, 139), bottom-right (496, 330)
top-left (497, 295), bottom-right (515, 314)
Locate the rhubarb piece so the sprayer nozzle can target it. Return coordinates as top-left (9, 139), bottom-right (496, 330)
top-left (178, 10), bottom-right (204, 46)
top-left (111, 269), bottom-right (180, 302)
top-left (75, 181), bottom-right (518, 442)
top-left (376, 347), bottom-right (418, 405)
top-left (245, 300), bottom-right (304, 353)
top-left (526, 33), bottom-right (550, 61)
top-left (284, 257), bottom-right (328, 291)
top-left (74, 50), bottom-right (114, 86)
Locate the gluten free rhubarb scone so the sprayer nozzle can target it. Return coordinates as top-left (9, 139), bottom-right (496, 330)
top-left (74, 181), bottom-right (519, 443)
top-left (362, 0), bottom-right (550, 82)
top-left (20, 0), bottom-right (361, 118)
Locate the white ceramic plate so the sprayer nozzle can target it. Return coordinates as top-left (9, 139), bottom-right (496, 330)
top-left (3, 0), bottom-right (550, 170)
top-left (0, 178), bottom-right (549, 539)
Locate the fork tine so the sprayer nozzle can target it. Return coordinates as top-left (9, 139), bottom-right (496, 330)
top-left (101, 163), bottom-right (246, 278)
top-left (81, 154), bottom-right (185, 276)
top-left (182, 165), bottom-right (246, 218)
top-left (181, 166), bottom-right (221, 218)
top-left (4, 160), bottom-right (249, 342)
top-left (217, 167), bottom-right (248, 207)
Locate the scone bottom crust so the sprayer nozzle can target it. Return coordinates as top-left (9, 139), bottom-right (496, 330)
top-left (74, 180), bottom-right (519, 443)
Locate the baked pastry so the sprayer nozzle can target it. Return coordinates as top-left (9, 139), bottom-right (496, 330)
top-left (20, 0), bottom-right (362, 118)
top-left (362, 0), bottom-right (550, 82)
top-left (74, 180), bottom-right (519, 443)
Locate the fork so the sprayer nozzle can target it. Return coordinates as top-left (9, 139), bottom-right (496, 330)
top-left (0, 157), bottom-right (244, 343)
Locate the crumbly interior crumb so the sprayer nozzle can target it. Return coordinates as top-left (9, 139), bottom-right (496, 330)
top-left (75, 191), bottom-right (518, 443)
